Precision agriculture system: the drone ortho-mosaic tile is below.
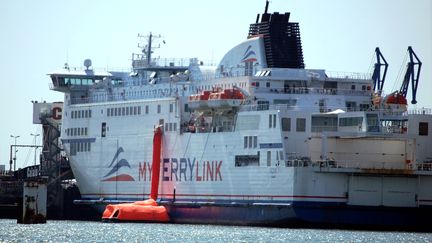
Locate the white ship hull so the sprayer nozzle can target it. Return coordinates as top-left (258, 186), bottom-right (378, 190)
top-left (48, 3), bottom-right (432, 228)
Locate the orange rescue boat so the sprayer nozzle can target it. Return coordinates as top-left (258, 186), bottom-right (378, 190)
top-left (102, 126), bottom-right (169, 222)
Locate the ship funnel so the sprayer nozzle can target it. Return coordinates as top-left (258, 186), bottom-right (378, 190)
top-left (248, 3), bottom-right (305, 68)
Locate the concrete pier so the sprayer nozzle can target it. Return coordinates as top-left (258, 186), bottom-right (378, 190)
top-left (18, 179), bottom-right (47, 224)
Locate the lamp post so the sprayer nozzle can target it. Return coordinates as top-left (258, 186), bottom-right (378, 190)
top-left (30, 133), bottom-right (40, 165)
top-left (10, 135), bottom-right (20, 171)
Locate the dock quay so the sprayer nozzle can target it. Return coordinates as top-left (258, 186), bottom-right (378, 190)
top-left (0, 101), bottom-right (99, 221)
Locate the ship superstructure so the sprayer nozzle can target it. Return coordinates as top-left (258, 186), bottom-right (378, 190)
top-left (48, 2), bottom-right (432, 228)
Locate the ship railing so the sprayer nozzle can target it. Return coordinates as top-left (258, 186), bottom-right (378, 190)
top-left (407, 108), bottom-right (432, 115)
top-left (68, 90), bottom-right (178, 105)
top-left (312, 159), bottom-right (432, 175)
top-left (325, 71), bottom-right (372, 81)
top-left (239, 104), bottom-right (299, 112)
top-left (417, 161), bottom-right (432, 171)
top-left (374, 108), bottom-right (432, 117)
top-left (61, 66), bottom-right (132, 73)
top-left (311, 126), bottom-right (338, 133)
top-left (285, 158), bottom-right (313, 167)
top-left (132, 58), bottom-right (192, 69)
top-left (181, 123), bottom-right (235, 134)
top-left (312, 159), bottom-right (409, 170)
top-left (132, 56), bottom-right (217, 69)
top-left (255, 87), bottom-right (370, 97)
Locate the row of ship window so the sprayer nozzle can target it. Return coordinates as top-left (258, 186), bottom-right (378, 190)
top-left (107, 104), bottom-right (174, 117)
top-left (281, 118), bottom-right (306, 132)
top-left (107, 106), bottom-right (142, 117)
top-left (92, 82), bottom-right (247, 100)
top-left (70, 142), bottom-right (91, 155)
top-left (66, 127), bottom-right (88, 137)
top-left (69, 103), bottom-right (176, 120)
top-left (71, 109), bottom-right (92, 119)
top-left (265, 115), bottom-right (307, 132)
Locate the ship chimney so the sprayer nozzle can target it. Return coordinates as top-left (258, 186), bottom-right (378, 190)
top-left (248, 1), bottom-right (305, 68)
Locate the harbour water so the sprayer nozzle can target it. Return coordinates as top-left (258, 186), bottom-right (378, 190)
top-left (0, 219), bottom-right (431, 242)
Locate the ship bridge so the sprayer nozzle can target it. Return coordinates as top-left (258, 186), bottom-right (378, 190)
top-left (48, 68), bottom-right (121, 93)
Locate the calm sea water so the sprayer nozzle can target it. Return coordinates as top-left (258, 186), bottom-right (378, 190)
top-left (0, 219), bottom-right (431, 242)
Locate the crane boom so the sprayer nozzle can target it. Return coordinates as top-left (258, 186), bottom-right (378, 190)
top-left (371, 47), bottom-right (389, 94)
top-left (399, 46), bottom-right (422, 104)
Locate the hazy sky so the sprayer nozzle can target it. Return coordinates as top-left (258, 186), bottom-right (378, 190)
top-left (0, 0), bottom-right (431, 169)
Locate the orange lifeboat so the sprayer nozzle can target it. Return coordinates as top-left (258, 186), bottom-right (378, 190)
top-left (102, 126), bottom-right (169, 223)
top-left (208, 88), bottom-right (245, 108)
top-left (188, 90), bottom-right (212, 109)
top-left (380, 91), bottom-right (407, 113)
top-left (385, 92), bottom-right (408, 105)
top-left (188, 88), bottom-right (246, 109)
top-left (102, 199), bottom-right (169, 222)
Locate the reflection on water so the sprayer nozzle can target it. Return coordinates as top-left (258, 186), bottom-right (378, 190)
top-left (0, 219), bottom-right (431, 242)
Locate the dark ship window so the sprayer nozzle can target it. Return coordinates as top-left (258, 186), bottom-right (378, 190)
top-left (419, 122), bottom-right (428, 136)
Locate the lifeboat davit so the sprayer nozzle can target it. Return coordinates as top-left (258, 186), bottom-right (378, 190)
top-left (102, 126), bottom-right (169, 223)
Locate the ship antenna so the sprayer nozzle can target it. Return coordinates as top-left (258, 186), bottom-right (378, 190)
top-left (264, 0), bottom-right (269, 14)
top-left (147, 33), bottom-right (152, 65)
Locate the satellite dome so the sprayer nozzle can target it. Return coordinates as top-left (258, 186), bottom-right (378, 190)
top-left (84, 59), bottom-right (92, 70)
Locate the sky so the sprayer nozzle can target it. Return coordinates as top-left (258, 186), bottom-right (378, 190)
top-left (0, 0), bottom-right (431, 170)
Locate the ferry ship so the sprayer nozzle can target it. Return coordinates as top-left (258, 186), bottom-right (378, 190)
top-left (48, 2), bottom-right (432, 228)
